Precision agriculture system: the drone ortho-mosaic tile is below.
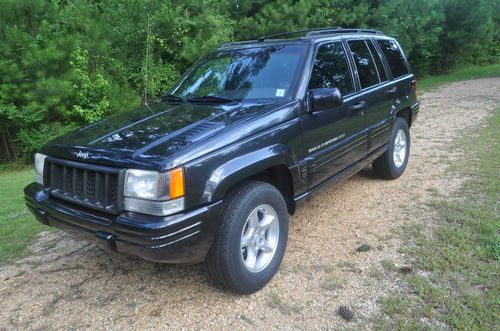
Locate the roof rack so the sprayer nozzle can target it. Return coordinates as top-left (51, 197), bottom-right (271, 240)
top-left (306, 27), bottom-right (383, 37)
top-left (220, 27), bottom-right (384, 49)
top-left (257, 27), bottom-right (383, 41)
top-left (220, 39), bottom-right (259, 49)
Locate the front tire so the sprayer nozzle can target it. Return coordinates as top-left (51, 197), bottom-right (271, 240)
top-left (207, 181), bottom-right (288, 294)
top-left (373, 117), bottom-right (410, 179)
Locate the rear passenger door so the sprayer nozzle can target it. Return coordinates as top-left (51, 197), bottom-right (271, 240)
top-left (376, 38), bottom-right (413, 116)
top-left (347, 39), bottom-right (395, 153)
top-left (301, 42), bottom-right (367, 189)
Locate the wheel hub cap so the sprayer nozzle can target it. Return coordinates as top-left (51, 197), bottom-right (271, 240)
top-left (240, 204), bottom-right (279, 273)
top-left (393, 129), bottom-right (407, 168)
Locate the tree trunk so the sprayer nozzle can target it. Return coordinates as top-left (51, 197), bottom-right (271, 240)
top-left (6, 129), bottom-right (17, 161)
top-left (1, 132), bottom-right (11, 163)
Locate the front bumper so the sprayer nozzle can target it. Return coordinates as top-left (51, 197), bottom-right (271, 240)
top-left (24, 183), bottom-right (222, 264)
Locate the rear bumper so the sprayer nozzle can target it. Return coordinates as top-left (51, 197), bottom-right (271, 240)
top-left (24, 182), bottom-right (222, 264)
top-left (411, 101), bottom-right (420, 123)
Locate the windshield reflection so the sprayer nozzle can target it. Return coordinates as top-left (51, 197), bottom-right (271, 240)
top-left (170, 45), bottom-right (308, 101)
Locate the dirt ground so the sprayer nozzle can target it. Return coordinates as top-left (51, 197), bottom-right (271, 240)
top-left (1, 78), bottom-right (499, 330)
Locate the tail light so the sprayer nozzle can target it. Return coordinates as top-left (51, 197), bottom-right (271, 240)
top-left (411, 79), bottom-right (418, 100)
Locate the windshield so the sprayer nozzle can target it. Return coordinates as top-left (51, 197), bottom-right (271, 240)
top-left (170, 44), bottom-right (308, 101)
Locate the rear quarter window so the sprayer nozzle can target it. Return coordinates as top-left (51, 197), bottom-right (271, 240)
top-left (367, 41), bottom-right (388, 82)
top-left (348, 40), bottom-right (380, 89)
top-left (377, 39), bottom-right (409, 78)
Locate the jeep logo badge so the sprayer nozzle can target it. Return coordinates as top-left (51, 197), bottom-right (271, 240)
top-left (76, 151), bottom-right (89, 159)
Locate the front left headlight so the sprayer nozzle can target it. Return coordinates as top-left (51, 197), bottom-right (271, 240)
top-left (123, 168), bottom-right (185, 216)
top-left (35, 153), bottom-right (47, 185)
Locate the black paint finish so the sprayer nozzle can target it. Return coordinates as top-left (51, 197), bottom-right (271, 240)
top-left (25, 31), bottom-right (419, 263)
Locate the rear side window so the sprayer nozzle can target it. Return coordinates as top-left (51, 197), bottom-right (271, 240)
top-left (308, 42), bottom-right (354, 95)
top-left (348, 40), bottom-right (380, 89)
top-left (367, 41), bottom-right (388, 82)
top-left (377, 39), bottom-right (409, 78)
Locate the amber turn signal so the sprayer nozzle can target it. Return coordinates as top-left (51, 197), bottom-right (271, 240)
top-left (169, 167), bottom-right (184, 199)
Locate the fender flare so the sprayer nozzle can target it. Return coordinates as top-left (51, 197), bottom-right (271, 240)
top-left (201, 144), bottom-right (296, 203)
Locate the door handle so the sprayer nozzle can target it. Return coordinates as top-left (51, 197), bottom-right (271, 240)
top-left (385, 87), bottom-right (398, 94)
top-left (350, 101), bottom-right (366, 111)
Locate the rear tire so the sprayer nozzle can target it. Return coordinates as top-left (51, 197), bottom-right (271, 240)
top-left (207, 181), bottom-right (288, 294)
top-left (373, 117), bottom-right (410, 179)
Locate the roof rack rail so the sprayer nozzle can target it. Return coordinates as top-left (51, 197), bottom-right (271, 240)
top-left (220, 40), bottom-right (259, 49)
top-left (257, 28), bottom-right (320, 42)
top-left (306, 27), bottom-right (383, 37)
top-left (219, 27), bottom-right (385, 49)
top-left (257, 27), bottom-right (383, 41)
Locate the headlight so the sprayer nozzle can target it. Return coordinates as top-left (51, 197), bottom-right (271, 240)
top-left (35, 153), bottom-right (47, 185)
top-left (124, 168), bottom-right (185, 216)
top-left (124, 169), bottom-right (167, 200)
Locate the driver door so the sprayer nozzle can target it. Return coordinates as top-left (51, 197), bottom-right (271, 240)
top-left (301, 41), bottom-right (367, 188)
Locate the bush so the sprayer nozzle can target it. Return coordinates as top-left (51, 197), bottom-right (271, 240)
top-left (16, 123), bottom-right (77, 161)
top-left (68, 48), bottom-right (111, 124)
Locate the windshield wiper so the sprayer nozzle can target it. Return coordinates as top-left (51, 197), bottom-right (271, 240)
top-left (160, 94), bottom-right (185, 103)
top-left (186, 95), bottom-right (238, 103)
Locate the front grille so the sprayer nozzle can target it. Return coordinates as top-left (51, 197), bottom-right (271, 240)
top-left (45, 158), bottom-right (122, 213)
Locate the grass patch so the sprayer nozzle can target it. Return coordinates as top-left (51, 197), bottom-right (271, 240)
top-left (376, 106), bottom-right (500, 329)
top-left (381, 259), bottom-right (396, 271)
top-left (336, 260), bottom-right (360, 273)
top-left (369, 267), bottom-right (384, 280)
top-left (419, 64), bottom-right (500, 92)
top-left (321, 274), bottom-right (342, 291)
top-left (323, 264), bottom-right (335, 273)
top-left (267, 290), bottom-right (303, 315)
top-left (0, 167), bottom-right (50, 262)
top-left (380, 295), bottom-right (413, 316)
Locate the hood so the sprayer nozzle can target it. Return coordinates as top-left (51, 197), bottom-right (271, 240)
top-left (41, 100), bottom-right (299, 170)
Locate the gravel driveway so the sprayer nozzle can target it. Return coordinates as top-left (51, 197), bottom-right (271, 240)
top-left (1, 78), bottom-right (500, 330)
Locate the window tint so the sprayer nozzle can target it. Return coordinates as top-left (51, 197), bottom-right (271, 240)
top-left (377, 39), bottom-right (409, 78)
top-left (348, 40), bottom-right (380, 89)
top-left (367, 41), bottom-right (388, 81)
top-left (308, 42), bottom-right (354, 95)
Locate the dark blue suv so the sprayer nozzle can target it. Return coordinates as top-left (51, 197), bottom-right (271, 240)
top-left (25, 27), bottom-right (419, 293)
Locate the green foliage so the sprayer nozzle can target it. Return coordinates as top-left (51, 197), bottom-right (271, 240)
top-left (17, 122), bottom-right (77, 157)
top-left (437, 0), bottom-right (497, 71)
top-left (179, 1), bottom-right (235, 62)
top-left (237, 0), bottom-right (314, 38)
top-left (143, 61), bottom-right (179, 100)
top-left (69, 48), bottom-right (110, 123)
top-left (367, 0), bottom-right (444, 76)
top-left (0, 0), bottom-right (499, 163)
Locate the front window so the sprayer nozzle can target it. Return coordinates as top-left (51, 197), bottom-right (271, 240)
top-left (170, 45), bottom-right (308, 101)
top-left (308, 42), bottom-right (354, 95)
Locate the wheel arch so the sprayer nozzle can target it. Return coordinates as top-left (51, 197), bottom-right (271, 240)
top-left (396, 107), bottom-right (413, 128)
top-left (203, 145), bottom-right (298, 214)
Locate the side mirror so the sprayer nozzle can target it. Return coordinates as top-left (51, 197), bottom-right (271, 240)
top-left (309, 87), bottom-right (343, 113)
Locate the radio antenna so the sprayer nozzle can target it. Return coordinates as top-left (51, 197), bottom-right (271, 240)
top-left (143, 14), bottom-right (151, 106)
